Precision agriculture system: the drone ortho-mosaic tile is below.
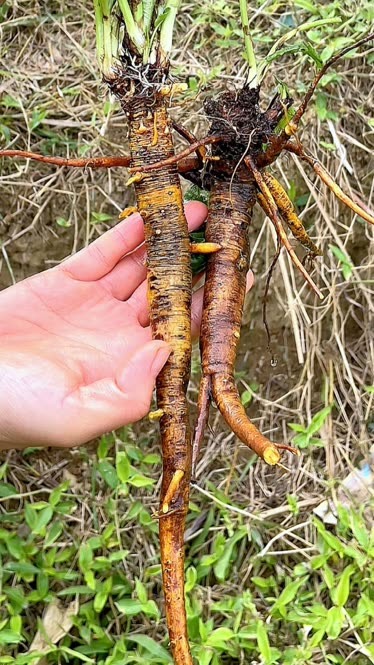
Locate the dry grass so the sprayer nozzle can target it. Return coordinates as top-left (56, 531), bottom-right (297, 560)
top-left (0, 1), bottom-right (373, 662)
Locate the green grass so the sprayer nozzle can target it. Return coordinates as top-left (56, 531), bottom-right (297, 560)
top-left (0, 1), bottom-right (373, 664)
top-left (0, 434), bottom-right (373, 664)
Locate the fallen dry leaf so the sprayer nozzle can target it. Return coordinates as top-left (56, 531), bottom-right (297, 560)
top-left (28, 598), bottom-right (79, 663)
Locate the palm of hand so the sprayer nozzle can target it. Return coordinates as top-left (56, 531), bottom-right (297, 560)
top-left (0, 203), bottom-right (207, 448)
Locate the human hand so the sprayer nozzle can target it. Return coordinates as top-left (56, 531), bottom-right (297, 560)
top-left (0, 203), bottom-right (212, 449)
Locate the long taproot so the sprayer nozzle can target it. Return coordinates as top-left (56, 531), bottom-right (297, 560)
top-left (128, 101), bottom-right (193, 665)
top-left (198, 179), bottom-right (283, 464)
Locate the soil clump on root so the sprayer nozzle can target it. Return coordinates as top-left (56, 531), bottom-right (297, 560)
top-left (204, 86), bottom-right (291, 171)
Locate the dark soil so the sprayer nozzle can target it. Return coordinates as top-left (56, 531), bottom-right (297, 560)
top-left (204, 85), bottom-right (292, 173)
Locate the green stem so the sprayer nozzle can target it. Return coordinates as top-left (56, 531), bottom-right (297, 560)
top-left (94, 0), bottom-right (105, 71)
top-left (142, 0), bottom-right (156, 33)
top-left (118, 0), bottom-right (145, 53)
top-left (94, 0), bottom-right (177, 71)
top-left (102, 9), bottom-right (115, 75)
top-left (94, 0), bottom-right (119, 78)
top-left (239, 0), bottom-right (258, 87)
top-left (159, 0), bottom-right (181, 67)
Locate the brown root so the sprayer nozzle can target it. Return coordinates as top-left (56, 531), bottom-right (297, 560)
top-left (172, 121), bottom-right (207, 165)
top-left (257, 34), bottom-right (374, 169)
top-left (128, 100), bottom-right (193, 665)
top-left (0, 150), bottom-right (131, 169)
top-left (288, 32), bottom-right (374, 133)
top-left (197, 178), bottom-right (296, 464)
top-left (0, 147), bottom-right (201, 178)
top-left (211, 375), bottom-right (280, 464)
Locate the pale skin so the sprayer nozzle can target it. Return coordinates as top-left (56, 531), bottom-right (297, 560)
top-left (0, 201), bottom-right (253, 450)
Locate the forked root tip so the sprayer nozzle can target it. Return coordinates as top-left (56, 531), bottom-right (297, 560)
top-left (276, 443), bottom-right (301, 457)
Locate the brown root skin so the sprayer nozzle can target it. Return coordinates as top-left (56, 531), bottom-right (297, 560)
top-left (0, 150), bottom-right (131, 169)
top-left (0, 150), bottom-right (201, 179)
top-left (195, 178), bottom-right (290, 464)
top-left (128, 100), bottom-right (193, 665)
top-left (191, 87), bottom-right (305, 470)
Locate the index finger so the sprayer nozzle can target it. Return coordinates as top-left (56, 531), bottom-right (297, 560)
top-left (60, 212), bottom-right (145, 281)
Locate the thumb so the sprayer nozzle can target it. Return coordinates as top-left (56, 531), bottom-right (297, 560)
top-left (116, 340), bottom-right (171, 417)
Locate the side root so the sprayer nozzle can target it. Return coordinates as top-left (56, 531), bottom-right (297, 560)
top-left (190, 242), bottom-right (222, 254)
top-left (161, 470), bottom-right (185, 514)
top-left (286, 142), bottom-right (374, 227)
top-left (172, 121), bottom-right (207, 165)
top-left (286, 32), bottom-right (374, 134)
top-left (0, 150), bottom-right (201, 179)
top-left (262, 172), bottom-right (322, 256)
top-left (129, 135), bottom-right (224, 174)
top-left (246, 156), bottom-right (324, 299)
top-left (0, 150), bottom-right (131, 169)
top-left (192, 375), bottom-right (212, 478)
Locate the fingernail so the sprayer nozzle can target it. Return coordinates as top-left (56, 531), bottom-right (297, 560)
top-left (132, 244), bottom-right (147, 267)
top-left (151, 347), bottom-right (171, 376)
top-left (138, 247), bottom-right (147, 266)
